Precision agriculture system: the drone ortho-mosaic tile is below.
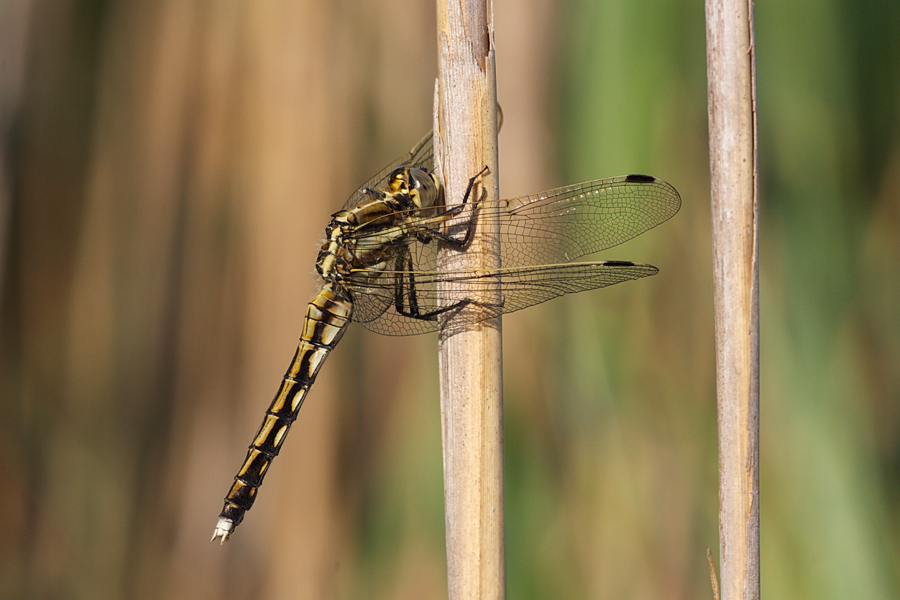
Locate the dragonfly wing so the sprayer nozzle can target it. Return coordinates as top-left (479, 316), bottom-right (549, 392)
top-left (345, 261), bottom-right (658, 336)
top-left (347, 284), bottom-right (396, 328)
top-left (494, 175), bottom-right (681, 268)
top-left (343, 174), bottom-right (680, 270)
top-left (340, 131), bottom-right (435, 210)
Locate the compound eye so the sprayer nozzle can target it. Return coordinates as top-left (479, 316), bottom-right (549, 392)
top-left (407, 169), bottom-right (439, 208)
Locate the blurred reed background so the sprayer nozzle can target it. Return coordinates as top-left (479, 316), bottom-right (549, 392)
top-left (1, 0), bottom-right (898, 599)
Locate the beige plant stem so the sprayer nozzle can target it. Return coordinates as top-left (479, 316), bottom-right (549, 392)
top-left (434, 0), bottom-right (505, 598)
top-left (705, 0), bottom-right (761, 597)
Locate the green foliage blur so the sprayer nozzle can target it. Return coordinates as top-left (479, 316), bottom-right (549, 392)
top-left (1, 0), bottom-right (898, 599)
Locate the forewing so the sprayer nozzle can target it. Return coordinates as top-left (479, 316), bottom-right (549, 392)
top-left (496, 175), bottom-right (680, 268)
top-left (342, 174), bottom-right (680, 272)
top-left (345, 261), bottom-right (658, 336)
top-left (340, 131), bottom-right (435, 210)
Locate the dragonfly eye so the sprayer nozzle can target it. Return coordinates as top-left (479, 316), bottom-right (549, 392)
top-left (407, 168), bottom-right (439, 209)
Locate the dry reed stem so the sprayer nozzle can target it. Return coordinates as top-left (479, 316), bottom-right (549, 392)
top-left (705, 0), bottom-right (760, 597)
top-left (435, 0), bottom-right (505, 598)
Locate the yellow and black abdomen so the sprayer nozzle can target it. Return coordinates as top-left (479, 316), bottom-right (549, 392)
top-left (212, 283), bottom-right (352, 543)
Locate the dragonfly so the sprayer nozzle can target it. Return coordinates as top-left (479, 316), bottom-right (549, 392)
top-left (212, 131), bottom-right (681, 543)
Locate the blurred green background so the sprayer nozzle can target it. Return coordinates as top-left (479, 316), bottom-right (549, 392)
top-left (1, 0), bottom-right (898, 598)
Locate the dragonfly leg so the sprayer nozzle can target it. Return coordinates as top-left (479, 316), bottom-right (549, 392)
top-left (420, 166), bottom-right (490, 248)
top-left (393, 248), bottom-right (501, 322)
top-left (393, 249), bottom-right (430, 318)
top-left (396, 293), bottom-right (486, 322)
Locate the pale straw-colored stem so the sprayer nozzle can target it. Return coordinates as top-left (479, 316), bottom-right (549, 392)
top-left (705, 0), bottom-right (760, 597)
top-left (434, 0), bottom-right (505, 598)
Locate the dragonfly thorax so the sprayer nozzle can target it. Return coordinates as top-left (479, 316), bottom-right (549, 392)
top-left (315, 167), bottom-right (441, 283)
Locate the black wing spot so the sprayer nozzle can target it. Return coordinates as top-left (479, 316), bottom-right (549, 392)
top-left (603, 260), bottom-right (636, 266)
top-left (624, 174), bottom-right (656, 183)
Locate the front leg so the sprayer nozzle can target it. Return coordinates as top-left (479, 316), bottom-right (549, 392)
top-left (412, 166), bottom-right (490, 249)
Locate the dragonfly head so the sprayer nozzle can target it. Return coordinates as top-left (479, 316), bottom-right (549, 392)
top-left (388, 167), bottom-right (441, 210)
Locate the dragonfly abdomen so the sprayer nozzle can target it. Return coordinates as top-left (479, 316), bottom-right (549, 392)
top-left (213, 283), bottom-right (352, 543)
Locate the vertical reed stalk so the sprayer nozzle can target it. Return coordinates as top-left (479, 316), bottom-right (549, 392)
top-left (705, 0), bottom-right (760, 597)
top-left (434, 0), bottom-right (504, 598)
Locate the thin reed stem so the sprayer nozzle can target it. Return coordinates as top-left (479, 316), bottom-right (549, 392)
top-left (435, 0), bottom-right (505, 598)
top-left (705, 0), bottom-right (761, 596)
